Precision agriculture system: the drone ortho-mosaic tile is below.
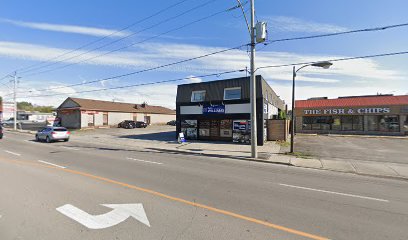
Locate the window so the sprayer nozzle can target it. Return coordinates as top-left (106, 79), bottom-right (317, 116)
top-left (191, 90), bottom-right (206, 102)
top-left (352, 116), bottom-right (363, 131)
top-left (367, 116), bottom-right (379, 131)
top-left (224, 87), bottom-right (241, 100)
top-left (379, 115), bottom-right (399, 132)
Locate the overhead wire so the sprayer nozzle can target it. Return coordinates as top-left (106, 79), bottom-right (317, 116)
top-left (0, 0), bottom-right (190, 81)
top-left (15, 50), bottom-right (408, 99)
top-left (256, 51), bottom-right (408, 71)
top-left (13, 0), bottom-right (190, 74)
top-left (17, 69), bottom-right (246, 98)
top-left (16, 44), bottom-right (247, 94)
top-left (19, 0), bottom-right (220, 77)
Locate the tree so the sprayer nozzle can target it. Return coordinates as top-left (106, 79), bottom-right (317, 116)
top-left (17, 101), bottom-right (54, 113)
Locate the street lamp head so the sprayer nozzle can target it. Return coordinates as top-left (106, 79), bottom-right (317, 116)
top-left (311, 61), bottom-right (333, 69)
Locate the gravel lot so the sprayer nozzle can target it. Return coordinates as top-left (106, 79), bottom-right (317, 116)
top-left (295, 135), bottom-right (408, 164)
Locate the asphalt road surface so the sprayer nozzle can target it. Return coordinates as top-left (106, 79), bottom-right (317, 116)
top-left (0, 131), bottom-right (407, 240)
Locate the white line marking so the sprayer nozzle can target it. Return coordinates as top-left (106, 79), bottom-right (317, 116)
top-left (38, 160), bottom-right (66, 169)
top-left (279, 183), bottom-right (389, 202)
top-left (56, 203), bottom-right (150, 229)
top-left (126, 157), bottom-right (163, 165)
top-left (4, 150), bottom-right (21, 156)
top-left (61, 146), bottom-right (80, 151)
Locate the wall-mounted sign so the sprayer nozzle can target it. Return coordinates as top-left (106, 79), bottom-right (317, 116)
top-left (203, 105), bottom-right (225, 114)
top-left (81, 110), bottom-right (99, 114)
top-left (303, 107), bottom-right (391, 115)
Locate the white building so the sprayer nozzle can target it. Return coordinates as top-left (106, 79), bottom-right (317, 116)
top-left (56, 97), bottom-right (175, 129)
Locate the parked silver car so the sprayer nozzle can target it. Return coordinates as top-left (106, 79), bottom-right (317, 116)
top-left (35, 127), bottom-right (70, 143)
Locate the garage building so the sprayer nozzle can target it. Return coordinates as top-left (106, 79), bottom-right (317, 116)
top-left (57, 97), bottom-right (175, 129)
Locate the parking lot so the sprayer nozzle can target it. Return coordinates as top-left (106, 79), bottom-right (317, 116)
top-left (295, 135), bottom-right (408, 164)
top-left (73, 124), bottom-right (176, 142)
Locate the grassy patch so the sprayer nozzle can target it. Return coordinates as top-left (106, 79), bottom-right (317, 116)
top-left (275, 140), bottom-right (290, 147)
top-left (284, 151), bottom-right (314, 159)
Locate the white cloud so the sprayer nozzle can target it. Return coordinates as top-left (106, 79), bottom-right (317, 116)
top-left (185, 75), bottom-right (202, 83)
top-left (0, 41), bottom-right (151, 68)
top-left (0, 18), bottom-right (130, 37)
top-left (0, 40), bottom-right (406, 108)
top-left (264, 16), bottom-right (349, 33)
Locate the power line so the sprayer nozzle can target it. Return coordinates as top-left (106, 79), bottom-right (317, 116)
top-left (261, 23), bottom-right (408, 47)
top-left (15, 50), bottom-right (408, 99)
top-left (17, 44), bottom-right (247, 94)
top-left (20, 0), bottom-right (221, 77)
top-left (17, 69), bottom-right (245, 99)
top-left (14, 0), bottom-right (190, 75)
top-left (256, 50), bottom-right (408, 71)
top-left (22, 21), bottom-right (408, 78)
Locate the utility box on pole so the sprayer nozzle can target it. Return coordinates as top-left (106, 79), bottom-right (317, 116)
top-left (255, 22), bottom-right (267, 43)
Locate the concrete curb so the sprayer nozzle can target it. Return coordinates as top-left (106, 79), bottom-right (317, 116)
top-left (326, 134), bottom-right (407, 139)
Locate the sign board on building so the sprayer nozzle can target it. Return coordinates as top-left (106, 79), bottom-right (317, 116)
top-left (303, 107), bottom-right (391, 115)
top-left (203, 105), bottom-right (225, 114)
top-left (1, 102), bottom-right (14, 120)
top-left (178, 132), bottom-right (186, 143)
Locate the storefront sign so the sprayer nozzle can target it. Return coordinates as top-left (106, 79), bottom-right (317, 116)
top-left (303, 107), bottom-right (390, 115)
top-left (203, 105), bottom-right (225, 114)
top-left (81, 110), bottom-right (99, 114)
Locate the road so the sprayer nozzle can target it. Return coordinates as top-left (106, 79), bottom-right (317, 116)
top-left (0, 131), bottom-right (407, 240)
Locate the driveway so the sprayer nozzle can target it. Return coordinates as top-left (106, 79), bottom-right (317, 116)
top-left (295, 135), bottom-right (408, 164)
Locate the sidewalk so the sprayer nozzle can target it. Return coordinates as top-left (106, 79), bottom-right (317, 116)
top-left (8, 129), bottom-right (408, 180)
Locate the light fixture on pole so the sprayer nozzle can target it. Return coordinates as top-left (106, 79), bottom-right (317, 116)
top-left (290, 61), bottom-right (333, 153)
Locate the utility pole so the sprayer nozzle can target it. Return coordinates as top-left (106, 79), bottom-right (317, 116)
top-left (13, 71), bottom-right (17, 131)
top-left (250, 0), bottom-right (257, 158)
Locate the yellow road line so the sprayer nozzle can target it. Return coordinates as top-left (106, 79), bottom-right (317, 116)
top-left (1, 157), bottom-right (329, 240)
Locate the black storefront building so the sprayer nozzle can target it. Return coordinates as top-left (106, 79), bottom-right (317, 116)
top-left (176, 76), bottom-right (285, 145)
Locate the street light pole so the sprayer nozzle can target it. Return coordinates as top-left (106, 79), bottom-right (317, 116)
top-left (249, 0), bottom-right (258, 158)
top-left (290, 66), bottom-right (296, 153)
top-left (13, 71), bottom-right (17, 131)
top-left (290, 61), bottom-right (333, 153)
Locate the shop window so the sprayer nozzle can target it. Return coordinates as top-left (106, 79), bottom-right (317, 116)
top-left (379, 115), bottom-right (399, 132)
top-left (404, 116), bottom-right (408, 133)
top-left (332, 116), bottom-right (341, 130)
top-left (316, 116), bottom-right (332, 130)
top-left (302, 117), bottom-right (313, 130)
top-left (220, 120), bottom-right (232, 137)
top-left (367, 116), bottom-right (380, 131)
top-left (224, 87), bottom-right (241, 100)
top-left (341, 116), bottom-right (353, 131)
top-left (181, 120), bottom-right (198, 139)
top-left (352, 116), bottom-right (364, 131)
top-left (191, 90), bottom-right (206, 102)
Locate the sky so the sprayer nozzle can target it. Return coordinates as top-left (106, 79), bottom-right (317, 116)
top-left (0, 0), bottom-right (407, 109)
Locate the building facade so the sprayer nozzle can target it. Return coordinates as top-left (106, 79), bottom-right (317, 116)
top-left (295, 95), bottom-right (408, 136)
top-left (57, 97), bottom-right (175, 129)
top-left (176, 75), bottom-right (285, 145)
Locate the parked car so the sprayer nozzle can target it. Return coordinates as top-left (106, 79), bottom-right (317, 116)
top-left (0, 125), bottom-right (3, 139)
top-left (1, 118), bottom-right (21, 127)
top-left (118, 120), bottom-right (136, 129)
top-left (135, 121), bottom-right (148, 128)
top-left (35, 127), bottom-right (70, 143)
top-left (118, 120), bottom-right (147, 129)
top-left (167, 120), bottom-right (176, 126)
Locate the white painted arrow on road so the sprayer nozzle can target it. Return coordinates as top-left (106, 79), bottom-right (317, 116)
top-left (56, 204), bottom-right (150, 229)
